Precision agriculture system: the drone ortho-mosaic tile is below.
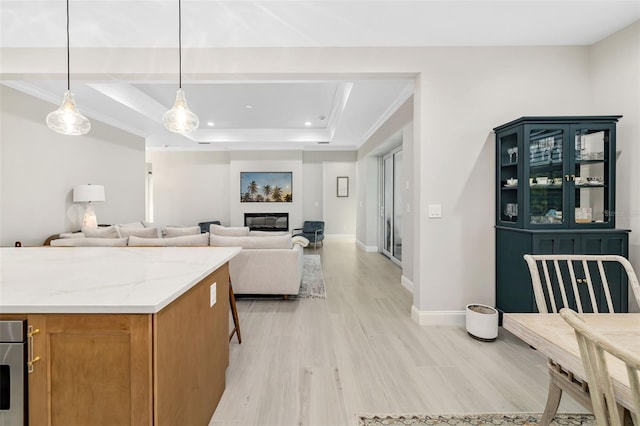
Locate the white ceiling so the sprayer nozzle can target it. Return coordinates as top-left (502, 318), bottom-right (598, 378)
top-left (1, 1), bottom-right (638, 151)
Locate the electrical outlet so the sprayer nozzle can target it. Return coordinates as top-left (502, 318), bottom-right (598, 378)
top-left (428, 204), bottom-right (442, 218)
top-left (210, 282), bottom-right (217, 307)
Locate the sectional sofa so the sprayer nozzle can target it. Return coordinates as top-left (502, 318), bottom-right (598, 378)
top-left (48, 222), bottom-right (307, 297)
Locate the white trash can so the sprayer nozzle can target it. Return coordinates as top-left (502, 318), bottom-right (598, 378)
top-left (465, 304), bottom-right (499, 341)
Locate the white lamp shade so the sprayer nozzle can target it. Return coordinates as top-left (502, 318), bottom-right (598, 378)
top-left (73, 184), bottom-right (105, 203)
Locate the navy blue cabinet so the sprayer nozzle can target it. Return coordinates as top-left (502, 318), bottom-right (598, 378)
top-left (495, 228), bottom-right (629, 313)
top-left (494, 117), bottom-right (630, 313)
top-left (495, 116), bottom-right (621, 229)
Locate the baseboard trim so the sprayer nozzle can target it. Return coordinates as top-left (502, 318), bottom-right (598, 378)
top-left (411, 305), bottom-right (466, 326)
top-left (355, 239), bottom-right (378, 252)
top-left (400, 275), bottom-right (413, 293)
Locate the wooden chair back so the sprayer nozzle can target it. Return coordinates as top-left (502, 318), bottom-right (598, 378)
top-left (560, 308), bottom-right (640, 426)
top-left (523, 254), bottom-right (640, 314)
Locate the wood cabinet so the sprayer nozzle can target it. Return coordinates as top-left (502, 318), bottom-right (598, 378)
top-left (2, 263), bottom-right (229, 426)
top-left (494, 116), bottom-right (630, 314)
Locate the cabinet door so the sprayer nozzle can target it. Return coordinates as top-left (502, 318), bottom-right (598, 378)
top-left (497, 127), bottom-right (522, 227)
top-left (27, 314), bottom-right (153, 426)
top-left (569, 123), bottom-right (616, 228)
top-left (530, 232), bottom-right (629, 313)
top-left (580, 232), bottom-right (629, 312)
top-left (523, 124), bottom-right (568, 229)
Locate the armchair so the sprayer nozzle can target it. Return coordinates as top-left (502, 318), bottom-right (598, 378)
top-left (197, 220), bottom-right (221, 234)
top-left (293, 221), bottom-right (325, 247)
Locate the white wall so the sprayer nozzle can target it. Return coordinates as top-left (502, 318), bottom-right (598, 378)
top-left (302, 154), bottom-right (324, 222)
top-left (415, 47), bottom-right (592, 320)
top-left (322, 161), bottom-right (356, 237)
top-left (355, 156), bottom-right (379, 251)
top-left (589, 21), bottom-right (640, 311)
top-left (147, 150), bottom-right (357, 233)
top-left (0, 86), bottom-right (145, 246)
top-left (145, 151), bottom-right (231, 227)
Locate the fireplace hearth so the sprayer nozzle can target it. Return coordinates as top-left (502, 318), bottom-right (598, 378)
top-left (244, 213), bottom-right (289, 232)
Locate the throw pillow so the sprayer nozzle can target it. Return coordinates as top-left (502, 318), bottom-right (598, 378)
top-left (51, 237), bottom-right (128, 247)
top-left (117, 227), bottom-right (159, 238)
top-left (128, 233), bottom-right (209, 247)
top-left (210, 225), bottom-right (250, 237)
top-left (83, 226), bottom-right (119, 238)
top-left (163, 226), bottom-right (201, 238)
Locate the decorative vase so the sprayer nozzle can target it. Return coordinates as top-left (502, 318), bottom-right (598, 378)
top-left (465, 304), bottom-right (499, 341)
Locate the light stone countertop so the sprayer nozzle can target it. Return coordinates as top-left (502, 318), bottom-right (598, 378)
top-left (0, 246), bottom-right (241, 314)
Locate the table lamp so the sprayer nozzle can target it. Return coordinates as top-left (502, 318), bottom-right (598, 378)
top-left (73, 184), bottom-right (105, 230)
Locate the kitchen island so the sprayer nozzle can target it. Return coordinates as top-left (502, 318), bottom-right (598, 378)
top-left (0, 246), bottom-right (241, 426)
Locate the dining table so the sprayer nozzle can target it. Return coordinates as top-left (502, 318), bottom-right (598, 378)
top-left (503, 313), bottom-right (640, 423)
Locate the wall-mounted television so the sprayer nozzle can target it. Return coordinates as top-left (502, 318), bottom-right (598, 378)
top-left (240, 172), bottom-right (293, 202)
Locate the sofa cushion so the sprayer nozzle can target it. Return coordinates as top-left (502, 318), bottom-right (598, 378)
top-left (128, 233), bottom-right (209, 247)
top-left (84, 226), bottom-right (119, 238)
top-left (118, 227), bottom-right (159, 238)
top-left (210, 234), bottom-right (292, 249)
top-left (51, 237), bottom-right (128, 247)
top-left (248, 230), bottom-right (289, 236)
top-left (118, 221), bottom-right (144, 229)
top-left (60, 232), bottom-right (85, 239)
top-left (210, 225), bottom-right (250, 237)
top-left (163, 226), bottom-right (201, 238)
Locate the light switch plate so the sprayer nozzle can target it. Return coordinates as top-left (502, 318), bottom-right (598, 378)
top-left (428, 204), bottom-right (442, 218)
top-left (210, 282), bottom-right (217, 307)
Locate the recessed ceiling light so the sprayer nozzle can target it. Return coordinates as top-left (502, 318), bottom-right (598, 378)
top-left (207, 121), bottom-right (215, 127)
top-left (305, 121), bottom-right (312, 126)
top-left (245, 105), bottom-right (253, 109)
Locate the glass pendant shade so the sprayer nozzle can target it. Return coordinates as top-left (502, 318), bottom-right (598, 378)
top-left (163, 89), bottom-right (199, 133)
top-left (46, 91), bottom-right (91, 136)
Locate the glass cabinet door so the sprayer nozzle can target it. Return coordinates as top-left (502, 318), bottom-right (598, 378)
top-left (497, 129), bottom-right (520, 227)
top-left (571, 124), bottom-right (613, 226)
top-left (526, 125), bottom-right (566, 227)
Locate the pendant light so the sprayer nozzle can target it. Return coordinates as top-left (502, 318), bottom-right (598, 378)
top-left (46, 0), bottom-right (91, 136)
top-left (163, 0), bottom-right (199, 133)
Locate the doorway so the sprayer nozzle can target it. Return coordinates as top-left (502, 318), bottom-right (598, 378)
top-left (381, 147), bottom-right (403, 265)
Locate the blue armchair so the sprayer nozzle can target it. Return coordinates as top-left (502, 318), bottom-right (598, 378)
top-left (197, 220), bottom-right (221, 234)
top-left (293, 221), bottom-right (325, 247)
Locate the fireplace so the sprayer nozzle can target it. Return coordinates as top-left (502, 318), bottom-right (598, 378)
top-left (244, 213), bottom-right (289, 232)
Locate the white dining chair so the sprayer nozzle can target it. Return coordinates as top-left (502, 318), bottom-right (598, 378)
top-left (523, 254), bottom-right (640, 425)
top-left (560, 308), bottom-right (640, 426)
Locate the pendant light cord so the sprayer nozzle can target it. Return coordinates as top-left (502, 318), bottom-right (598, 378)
top-left (66, 0), bottom-right (70, 91)
top-left (178, 0), bottom-right (182, 89)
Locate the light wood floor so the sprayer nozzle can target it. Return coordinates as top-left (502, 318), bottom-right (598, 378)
top-left (210, 239), bottom-right (585, 426)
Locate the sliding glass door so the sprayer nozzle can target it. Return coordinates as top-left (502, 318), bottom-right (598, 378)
top-left (382, 148), bottom-right (402, 264)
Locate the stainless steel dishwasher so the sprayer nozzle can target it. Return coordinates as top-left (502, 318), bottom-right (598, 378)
top-left (0, 320), bottom-right (27, 426)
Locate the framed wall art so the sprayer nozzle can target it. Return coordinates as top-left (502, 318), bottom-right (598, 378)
top-left (240, 172), bottom-right (293, 202)
top-left (337, 176), bottom-right (349, 197)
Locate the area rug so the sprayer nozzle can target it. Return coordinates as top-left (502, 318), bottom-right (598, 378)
top-left (298, 255), bottom-right (326, 299)
top-left (357, 413), bottom-right (596, 425)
